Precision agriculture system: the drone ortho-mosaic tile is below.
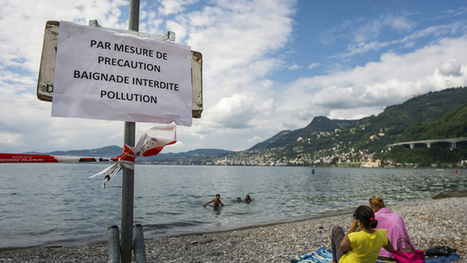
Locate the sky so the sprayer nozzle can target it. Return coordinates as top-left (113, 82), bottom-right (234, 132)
top-left (1, 0), bottom-right (467, 155)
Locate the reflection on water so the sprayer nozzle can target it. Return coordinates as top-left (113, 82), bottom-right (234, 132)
top-left (0, 163), bottom-right (465, 248)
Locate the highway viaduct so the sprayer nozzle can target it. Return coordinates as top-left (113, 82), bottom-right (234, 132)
top-left (388, 138), bottom-right (467, 150)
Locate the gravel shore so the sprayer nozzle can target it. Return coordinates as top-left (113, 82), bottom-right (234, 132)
top-left (1, 197), bottom-right (466, 263)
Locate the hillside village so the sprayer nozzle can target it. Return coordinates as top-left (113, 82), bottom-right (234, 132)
top-left (208, 130), bottom-right (377, 167)
top-left (165, 133), bottom-right (407, 168)
top-left (150, 130), bottom-right (465, 168)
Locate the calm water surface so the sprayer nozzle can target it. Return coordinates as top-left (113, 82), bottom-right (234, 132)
top-left (0, 164), bottom-right (465, 248)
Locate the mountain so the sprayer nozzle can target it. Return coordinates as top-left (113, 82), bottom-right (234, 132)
top-left (249, 86), bottom-right (467, 162)
top-left (24, 145), bottom-right (123, 157)
top-left (342, 87), bottom-right (467, 151)
top-left (248, 130), bottom-right (292, 151)
top-left (357, 87), bottom-right (467, 135)
top-left (139, 148), bottom-right (234, 161)
top-left (24, 146), bottom-right (233, 161)
top-left (249, 116), bottom-right (359, 151)
top-left (48, 145), bottom-right (123, 157)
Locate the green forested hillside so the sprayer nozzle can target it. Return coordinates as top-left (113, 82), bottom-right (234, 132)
top-left (248, 130), bottom-right (292, 151)
top-left (249, 116), bottom-right (359, 151)
top-left (264, 116), bottom-right (341, 150)
top-left (265, 87), bottom-right (467, 163)
top-left (343, 87), bottom-right (467, 151)
top-left (397, 103), bottom-right (467, 141)
top-left (374, 103), bottom-right (467, 165)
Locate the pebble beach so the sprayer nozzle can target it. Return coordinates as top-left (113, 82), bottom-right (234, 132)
top-left (0, 197), bottom-right (465, 263)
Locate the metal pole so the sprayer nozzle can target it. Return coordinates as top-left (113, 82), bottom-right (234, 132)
top-left (133, 224), bottom-right (147, 263)
top-left (107, 225), bottom-right (121, 263)
top-left (121, 121), bottom-right (136, 263)
top-left (121, 1), bottom-right (139, 262)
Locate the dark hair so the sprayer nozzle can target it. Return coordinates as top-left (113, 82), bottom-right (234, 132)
top-left (353, 205), bottom-right (378, 229)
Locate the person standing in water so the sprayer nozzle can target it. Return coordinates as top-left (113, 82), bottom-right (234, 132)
top-left (245, 194), bottom-right (251, 203)
top-left (203, 194), bottom-right (225, 208)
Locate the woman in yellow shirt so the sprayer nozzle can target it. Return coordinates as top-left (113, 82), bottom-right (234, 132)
top-left (329, 206), bottom-right (394, 263)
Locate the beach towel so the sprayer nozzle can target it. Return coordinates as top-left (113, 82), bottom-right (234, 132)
top-left (291, 248), bottom-right (333, 263)
top-left (291, 248), bottom-right (389, 263)
top-left (425, 253), bottom-right (461, 263)
top-left (375, 208), bottom-right (415, 259)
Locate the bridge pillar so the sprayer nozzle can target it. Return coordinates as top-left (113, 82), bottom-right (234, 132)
top-left (450, 142), bottom-right (456, 150)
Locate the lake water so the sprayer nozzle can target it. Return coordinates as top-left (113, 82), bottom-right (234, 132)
top-left (0, 164), bottom-right (465, 248)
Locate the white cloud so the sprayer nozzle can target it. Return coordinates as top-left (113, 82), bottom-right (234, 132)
top-left (204, 93), bottom-right (256, 129)
top-left (383, 14), bottom-right (417, 33)
top-left (437, 7), bottom-right (467, 19)
top-left (308, 63), bottom-right (320, 69)
top-left (0, 0), bottom-right (129, 73)
top-left (353, 19), bottom-right (383, 43)
top-left (289, 64), bottom-right (301, 70)
top-left (277, 36), bottom-right (467, 121)
top-left (248, 135), bottom-right (263, 143)
top-left (329, 18), bottom-right (466, 60)
top-left (177, 0), bottom-right (295, 103)
top-left (0, 133), bottom-right (22, 145)
top-left (320, 13), bottom-right (416, 46)
top-left (439, 58), bottom-right (462, 76)
top-left (158, 0), bottom-right (191, 16)
top-left (335, 41), bottom-right (390, 59)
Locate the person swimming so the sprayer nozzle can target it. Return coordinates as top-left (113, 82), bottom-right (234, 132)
top-left (203, 194), bottom-right (225, 208)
